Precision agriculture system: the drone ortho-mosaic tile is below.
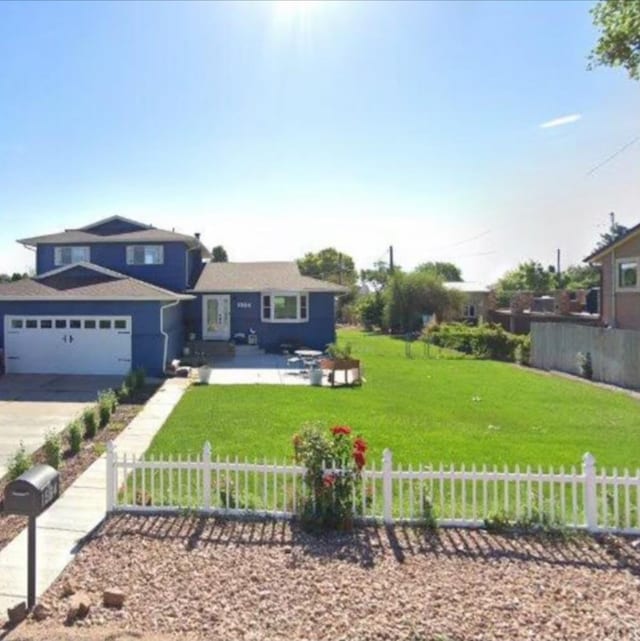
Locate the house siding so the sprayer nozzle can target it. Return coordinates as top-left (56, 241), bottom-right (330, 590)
top-left (36, 242), bottom-right (188, 292)
top-left (0, 300), bottom-right (175, 376)
top-left (598, 233), bottom-right (640, 329)
top-left (187, 292), bottom-right (336, 351)
top-left (84, 219), bottom-right (148, 235)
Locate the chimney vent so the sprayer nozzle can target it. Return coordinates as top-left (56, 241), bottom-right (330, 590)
top-left (194, 232), bottom-right (201, 240)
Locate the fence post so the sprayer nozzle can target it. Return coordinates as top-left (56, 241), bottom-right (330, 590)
top-left (203, 442), bottom-right (212, 511)
top-left (583, 452), bottom-right (597, 532)
top-left (382, 448), bottom-right (393, 525)
top-left (106, 441), bottom-right (116, 513)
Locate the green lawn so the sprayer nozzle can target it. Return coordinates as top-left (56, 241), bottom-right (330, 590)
top-left (148, 329), bottom-right (640, 469)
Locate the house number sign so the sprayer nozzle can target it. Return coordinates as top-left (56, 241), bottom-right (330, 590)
top-left (237, 302), bottom-right (252, 309)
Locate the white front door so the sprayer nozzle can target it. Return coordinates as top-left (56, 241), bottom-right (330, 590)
top-left (203, 295), bottom-right (231, 340)
top-left (4, 315), bottom-right (132, 375)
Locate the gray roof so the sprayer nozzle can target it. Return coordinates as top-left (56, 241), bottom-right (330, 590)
top-left (443, 281), bottom-right (491, 293)
top-left (18, 218), bottom-right (211, 257)
top-left (192, 262), bottom-right (349, 293)
top-left (0, 263), bottom-right (193, 301)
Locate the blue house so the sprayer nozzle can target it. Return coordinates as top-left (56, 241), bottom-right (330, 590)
top-left (0, 216), bottom-right (346, 376)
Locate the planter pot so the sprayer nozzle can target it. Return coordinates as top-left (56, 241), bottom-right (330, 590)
top-left (309, 367), bottom-right (323, 386)
top-left (198, 365), bottom-right (211, 384)
top-left (320, 358), bottom-right (360, 370)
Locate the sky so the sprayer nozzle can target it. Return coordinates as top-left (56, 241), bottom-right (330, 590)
top-left (0, 0), bottom-right (638, 283)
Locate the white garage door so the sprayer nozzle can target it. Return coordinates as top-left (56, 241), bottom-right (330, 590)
top-left (4, 315), bottom-right (132, 375)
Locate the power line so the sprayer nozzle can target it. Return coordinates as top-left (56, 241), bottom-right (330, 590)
top-left (586, 135), bottom-right (640, 176)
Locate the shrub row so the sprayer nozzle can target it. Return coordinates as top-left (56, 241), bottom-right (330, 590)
top-left (4, 369), bottom-right (145, 480)
top-left (424, 322), bottom-right (531, 364)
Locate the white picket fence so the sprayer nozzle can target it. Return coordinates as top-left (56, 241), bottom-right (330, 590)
top-left (105, 442), bottom-right (640, 534)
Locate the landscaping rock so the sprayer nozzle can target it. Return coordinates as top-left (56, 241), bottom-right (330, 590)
top-left (103, 588), bottom-right (125, 608)
top-left (65, 591), bottom-right (91, 624)
top-left (61, 577), bottom-right (78, 597)
top-left (7, 601), bottom-right (27, 625)
top-left (32, 603), bottom-right (51, 621)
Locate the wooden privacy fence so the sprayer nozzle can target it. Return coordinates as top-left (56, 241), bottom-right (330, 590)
top-left (106, 442), bottom-right (640, 535)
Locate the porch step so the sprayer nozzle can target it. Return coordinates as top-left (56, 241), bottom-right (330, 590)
top-left (186, 341), bottom-right (235, 357)
top-left (234, 345), bottom-right (265, 357)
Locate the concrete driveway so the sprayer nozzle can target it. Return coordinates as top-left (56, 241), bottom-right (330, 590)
top-left (0, 374), bottom-right (123, 479)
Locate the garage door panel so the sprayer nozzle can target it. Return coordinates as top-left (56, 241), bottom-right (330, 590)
top-left (4, 316), bottom-right (132, 376)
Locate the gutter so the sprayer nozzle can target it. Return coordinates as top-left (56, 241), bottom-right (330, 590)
top-left (160, 299), bottom-right (181, 372)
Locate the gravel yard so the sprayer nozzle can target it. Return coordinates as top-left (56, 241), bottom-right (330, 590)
top-left (10, 515), bottom-right (640, 641)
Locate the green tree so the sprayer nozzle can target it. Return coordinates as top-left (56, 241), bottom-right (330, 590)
top-left (415, 261), bottom-right (463, 282)
top-left (558, 264), bottom-right (600, 290)
top-left (589, 0), bottom-right (640, 80)
top-left (356, 291), bottom-right (385, 330)
top-left (383, 271), bottom-right (463, 333)
top-left (211, 245), bottom-right (229, 262)
top-left (594, 213), bottom-right (628, 251)
top-left (495, 261), bottom-right (556, 295)
top-left (360, 260), bottom-right (395, 292)
top-left (297, 248), bottom-right (357, 287)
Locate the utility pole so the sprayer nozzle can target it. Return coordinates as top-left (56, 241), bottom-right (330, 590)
top-left (389, 245), bottom-right (394, 274)
top-left (556, 248), bottom-right (561, 277)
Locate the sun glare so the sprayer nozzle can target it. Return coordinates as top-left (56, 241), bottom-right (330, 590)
top-left (274, 0), bottom-right (323, 15)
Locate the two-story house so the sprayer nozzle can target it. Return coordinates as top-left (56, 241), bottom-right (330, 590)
top-left (0, 216), bottom-right (346, 376)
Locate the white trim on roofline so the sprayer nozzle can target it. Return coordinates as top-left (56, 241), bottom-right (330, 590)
top-left (72, 215), bottom-right (152, 232)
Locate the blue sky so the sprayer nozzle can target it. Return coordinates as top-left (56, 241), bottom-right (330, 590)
top-left (1, 0), bottom-right (638, 281)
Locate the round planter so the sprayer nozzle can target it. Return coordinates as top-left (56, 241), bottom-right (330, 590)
top-left (198, 365), bottom-right (211, 384)
top-left (309, 367), bottom-right (323, 386)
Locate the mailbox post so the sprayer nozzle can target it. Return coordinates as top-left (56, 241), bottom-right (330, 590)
top-left (4, 464), bottom-right (60, 609)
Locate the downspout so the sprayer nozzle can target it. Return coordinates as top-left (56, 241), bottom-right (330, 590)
top-left (160, 299), bottom-right (181, 372)
top-left (610, 250), bottom-right (616, 327)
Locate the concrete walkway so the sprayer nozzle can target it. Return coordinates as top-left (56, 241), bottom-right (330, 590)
top-left (0, 377), bottom-right (190, 617)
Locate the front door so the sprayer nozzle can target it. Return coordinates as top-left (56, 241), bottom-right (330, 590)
top-left (203, 295), bottom-right (231, 340)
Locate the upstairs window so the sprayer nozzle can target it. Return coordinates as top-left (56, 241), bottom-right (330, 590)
top-left (261, 293), bottom-right (309, 323)
top-left (54, 246), bottom-right (90, 266)
top-left (617, 259), bottom-right (638, 290)
top-left (126, 245), bottom-right (164, 265)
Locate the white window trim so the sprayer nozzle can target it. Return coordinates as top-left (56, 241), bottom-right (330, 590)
top-left (615, 257), bottom-right (640, 292)
top-left (54, 246), bottom-right (90, 266)
top-left (261, 292), bottom-right (309, 323)
top-left (126, 245), bottom-right (164, 266)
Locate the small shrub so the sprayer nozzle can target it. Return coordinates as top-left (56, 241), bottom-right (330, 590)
top-left (133, 368), bottom-right (146, 390)
top-left (7, 441), bottom-right (32, 480)
top-left (93, 442), bottom-right (107, 457)
top-left (69, 421), bottom-right (83, 454)
top-left (577, 351), bottom-right (593, 380)
top-left (43, 429), bottom-right (61, 469)
top-left (421, 493), bottom-right (438, 531)
top-left (83, 409), bottom-right (98, 439)
top-left (118, 383), bottom-right (131, 402)
top-left (97, 389), bottom-right (117, 428)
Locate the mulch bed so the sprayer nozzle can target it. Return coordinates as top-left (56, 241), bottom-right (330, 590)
top-left (10, 515), bottom-right (640, 641)
top-left (0, 384), bottom-right (160, 553)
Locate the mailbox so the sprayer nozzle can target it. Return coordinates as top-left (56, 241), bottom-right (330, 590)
top-left (4, 464), bottom-right (60, 517)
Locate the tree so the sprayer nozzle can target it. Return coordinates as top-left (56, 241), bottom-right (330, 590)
top-left (356, 291), bottom-right (385, 330)
top-left (594, 213), bottom-right (628, 251)
top-left (360, 261), bottom-right (396, 292)
top-left (589, 0), bottom-right (640, 81)
top-left (415, 261), bottom-right (463, 282)
top-left (495, 261), bottom-right (556, 294)
top-left (558, 264), bottom-right (600, 290)
top-left (211, 245), bottom-right (229, 262)
top-left (297, 248), bottom-right (357, 287)
top-left (383, 271), bottom-right (464, 333)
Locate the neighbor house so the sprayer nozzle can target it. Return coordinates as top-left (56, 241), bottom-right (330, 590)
top-left (443, 281), bottom-right (493, 324)
top-left (584, 222), bottom-right (640, 330)
top-left (0, 216), bottom-right (346, 376)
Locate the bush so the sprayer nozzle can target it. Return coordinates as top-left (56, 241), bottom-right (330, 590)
top-left (356, 292), bottom-right (385, 330)
top-left (577, 351), bottom-right (593, 380)
top-left (97, 389), bottom-right (117, 428)
top-left (43, 429), bottom-right (61, 469)
top-left (7, 441), bottom-right (32, 480)
top-left (82, 409), bottom-right (98, 439)
top-left (292, 423), bottom-right (368, 531)
top-left (69, 421), bottom-right (83, 454)
top-left (133, 368), bottom-right (146, 390)
top-left (118, 383), bottom-right (131, 402)
top-left (424, 322), bottom-right (529, 363)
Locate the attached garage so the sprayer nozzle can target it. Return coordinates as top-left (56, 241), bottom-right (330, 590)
top-left (0, 264), bottom-right (192, 377)
top-left (4, 315), bottom-right (132, 375)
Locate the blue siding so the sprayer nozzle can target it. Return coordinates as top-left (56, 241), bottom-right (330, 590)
top-left (0, 300), bottom-right (178, 376)
top-left (162, 301), bottom-right (185, 365)
top-left (36, 242), bottom-right (188, 292)
top-left (84, 219), bottom-right (148, 235)
top-left (187, 292), bottom-right (336, 351)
